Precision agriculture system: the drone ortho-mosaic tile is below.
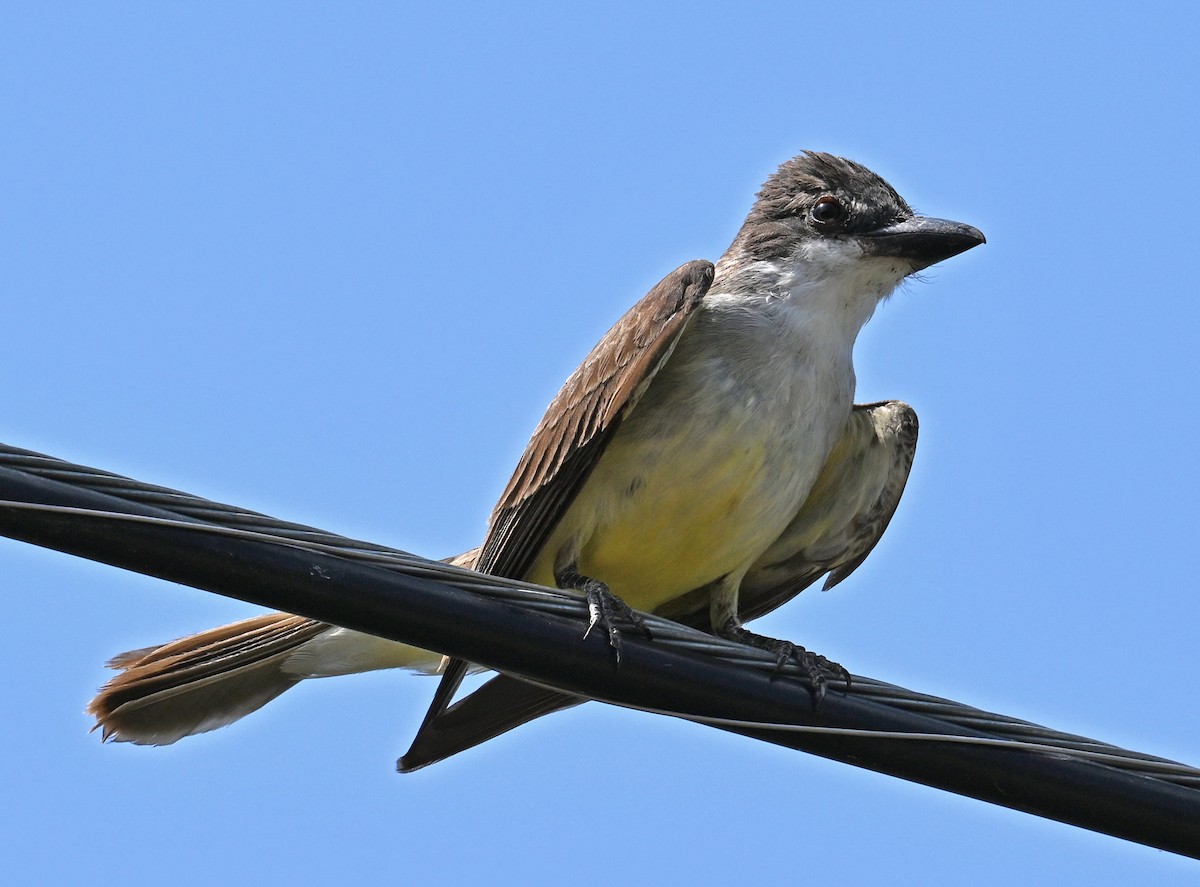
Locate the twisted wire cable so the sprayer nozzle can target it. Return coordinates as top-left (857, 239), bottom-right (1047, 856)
top-left (3, 442), bottom-right (1195, 791)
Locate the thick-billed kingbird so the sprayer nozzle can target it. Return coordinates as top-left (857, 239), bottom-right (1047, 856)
top-left (88, 152), bottom-right (984, 769)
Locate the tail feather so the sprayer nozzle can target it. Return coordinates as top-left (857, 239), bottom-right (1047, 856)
top-left (89, 547), bottom-right (482, 748)
top-left (89, 614), bottom-right (330, 745)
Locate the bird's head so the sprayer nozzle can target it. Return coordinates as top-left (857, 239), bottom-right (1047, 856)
top-left (720, 152), bottom-right (984, 303)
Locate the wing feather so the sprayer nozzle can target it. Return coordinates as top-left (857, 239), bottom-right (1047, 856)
top-left (477, 259), bottom-right (713, 579)
top-left (736, 400), bottom-right (919, 619)
top-left (402, 261), bottom-right (713, 765)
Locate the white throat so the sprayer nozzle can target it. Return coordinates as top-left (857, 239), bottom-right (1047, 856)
top-left (711, 236), bottom-right (913, 350)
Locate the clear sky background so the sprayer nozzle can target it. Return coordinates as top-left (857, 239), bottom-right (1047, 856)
top-left (3, 3), bottom-right (1198, 883)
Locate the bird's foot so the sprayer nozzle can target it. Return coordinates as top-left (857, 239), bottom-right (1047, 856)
top-left (556, 568), bottom-right (652, 664)
top-left (717, 621), bottom-right (850, 706)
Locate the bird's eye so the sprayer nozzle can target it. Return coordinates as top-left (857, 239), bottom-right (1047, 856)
top-left (810, 195), bottom-right (845, 228)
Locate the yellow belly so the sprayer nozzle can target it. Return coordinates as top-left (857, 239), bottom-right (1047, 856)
top-left (525, 430), bottom-right (791, 613)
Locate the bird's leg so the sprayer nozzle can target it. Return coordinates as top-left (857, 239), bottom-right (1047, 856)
top-left (710, 578), bottom-right (850, 706)
top-left (555, 566), bottom-right (652, 664)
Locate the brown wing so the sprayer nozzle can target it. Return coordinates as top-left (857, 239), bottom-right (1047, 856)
top-left (734, 399), bottom-right (918, 619)
top-left (477, 259), bottom-right (714, 580)
top-left (400, 401), bottom-right (917, 771)
top-left (402, 260), bottom-right (713, 766)
top-left (398, 676), bottom-right (585, 772)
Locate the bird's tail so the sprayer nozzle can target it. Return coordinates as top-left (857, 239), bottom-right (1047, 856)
top-left (89, 549), bottom-right (482, 746)
top-left (88, 613), bottom-right (446, 746)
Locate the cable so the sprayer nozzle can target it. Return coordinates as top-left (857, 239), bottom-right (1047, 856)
top-left (2, 442), bottom-right (1198, 856)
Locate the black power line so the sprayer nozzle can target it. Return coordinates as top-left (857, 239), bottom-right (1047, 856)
top-left (1, 442), bottom-right (1197, 858)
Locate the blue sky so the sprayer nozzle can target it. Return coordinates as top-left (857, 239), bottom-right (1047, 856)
top-left (3, 3), bottom-right (1198, 883)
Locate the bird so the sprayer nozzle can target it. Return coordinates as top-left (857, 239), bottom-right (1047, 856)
top-left (87, 152), bottom-right (984, 769)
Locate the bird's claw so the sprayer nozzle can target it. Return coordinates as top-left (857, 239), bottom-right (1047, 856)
top-left (719, 623), bottom-right (850, 706)
top-left (582, 579), bottom-right (652, 664)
